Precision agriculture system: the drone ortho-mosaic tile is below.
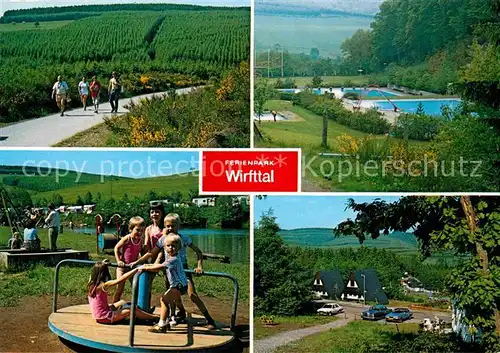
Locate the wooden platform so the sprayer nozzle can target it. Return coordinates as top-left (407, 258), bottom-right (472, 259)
top-left (48, 304), bottom-right (236, 352)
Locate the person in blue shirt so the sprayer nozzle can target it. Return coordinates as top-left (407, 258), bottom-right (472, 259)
top-left (138, 233), bottom-right (187, 333)
top-left (23, 219), bottom-right (40, 252)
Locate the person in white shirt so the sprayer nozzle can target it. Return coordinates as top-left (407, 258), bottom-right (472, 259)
top-left (45, 203), bottom-right (61, 251)
top-left (78, 77), bottom-right (90, 111)
top-left (52, 75), bottom-right (69, 116)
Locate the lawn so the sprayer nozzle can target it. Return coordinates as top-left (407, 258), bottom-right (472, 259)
top-left (266, 76), bottom-right (370, 87)
top-left (0, 226), bottom-right (249, 306)
top-left (254, 315), bottom-right (339, 340)
top-left (274, 320), bottom-right (420, 353)
top-left (0, 20), bottom-right (73, 31)
top-left (254, 100), bottom-right (430, 191)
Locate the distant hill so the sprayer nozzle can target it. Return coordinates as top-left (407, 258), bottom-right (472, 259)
top-left (0, 165), bottom-right (127, 192)
top-left (279, 228), bottom-right (418, 253)
top-left (0, 165), bottom-right (198, 204)
top-left (255, 0), bottom-right (381, 17)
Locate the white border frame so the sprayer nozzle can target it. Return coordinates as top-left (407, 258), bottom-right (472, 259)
top-left (198, 147), bottom-right (302, 195)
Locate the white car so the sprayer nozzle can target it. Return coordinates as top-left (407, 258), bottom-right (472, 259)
top-left (317, 303), bottom-right (344, 316)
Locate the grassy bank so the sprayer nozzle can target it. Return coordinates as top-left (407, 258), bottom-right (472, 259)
top-left (52, 121), bottom-right (118, 147)
top-left (275, 321), bottom-right (419, 353)
top-left (0, 227), bottom-right (249, 306)
top-left (255, 100), bottom-right (429, 191)
top-left (254, 315), bottom-right (338, 340)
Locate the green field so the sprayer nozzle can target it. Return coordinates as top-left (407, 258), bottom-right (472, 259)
top-left (0, 20), bottom-right (72, 31)
top-left (267, 76), bottom-right (370, 87)
top-left (274, 321), bottom-right (419, 353)
top-left (32, 173), bottom-right (197, 203)
top-left (0, 226), bottom-right (249, 306)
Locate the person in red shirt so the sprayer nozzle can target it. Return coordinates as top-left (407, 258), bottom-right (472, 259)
top-left (90, 76), bottom-right (102, 113)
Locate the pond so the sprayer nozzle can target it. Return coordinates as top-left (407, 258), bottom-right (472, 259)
top-left (72, 227), bottom-right (249, 263)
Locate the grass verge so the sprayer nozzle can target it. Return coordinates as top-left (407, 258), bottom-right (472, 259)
top-left (254, 315), bottom-right (339, 340)
top-left (274, 320), bottom-right (419, 353)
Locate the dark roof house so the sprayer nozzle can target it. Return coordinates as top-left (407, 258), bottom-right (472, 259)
top-left (342, 269), bottom-right (388, 304)
top-left (313, 270), bottom-right (344, 299)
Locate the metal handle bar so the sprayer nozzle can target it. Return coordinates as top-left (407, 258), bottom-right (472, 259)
top-left (52, 259), bottom-right (239, 348)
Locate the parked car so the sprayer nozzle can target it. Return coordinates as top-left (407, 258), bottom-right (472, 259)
top-left (317, 303), bottom-right (344, 316)
top-left (385, 308), bottom-right (413, 322)
top-left (361, 304), bottom-right (391, 320)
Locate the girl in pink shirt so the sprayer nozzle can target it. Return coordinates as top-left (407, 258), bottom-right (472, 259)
top-left (144, 202), bottom-right (166, 310)
top-left (87, 260), bottom-right (158, 324)
top-left (113, 216), bottom-right (146, 302)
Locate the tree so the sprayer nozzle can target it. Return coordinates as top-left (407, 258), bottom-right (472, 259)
top-left (254, 210), bottom-right (312, 316)
top-left (416, 102), bottom-right (425, 115)
top-left (254, 79), bottom-right (271, 121)
top-left (310, 47), bottom-right (320, 60)
top-left (9, 189), bottom-right (33, 208)
top-left (34, 21), bottom-right (40, 27)
top-left (312, 75), bottom-right (322, 87)
top-left (334, 196), bottom-right (500, 352)
top-left (52, 193), bottom-right (63, 207)
top-left (75, 195), bottom-right (85, 206)
top-left (187, 188), bottom-right (198, 201)
top-left (83, 191), bottom-right (93, 205)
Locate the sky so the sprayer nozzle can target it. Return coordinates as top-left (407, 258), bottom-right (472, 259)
top-left (254, 196), bottom-right (401, 230)
top-left (0, 0), bottom-right (249, 15)
top-left (0, 150), bottom-right (199, 178)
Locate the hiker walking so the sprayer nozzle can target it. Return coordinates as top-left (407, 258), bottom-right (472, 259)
top-left (78, 77), bottom-right (90, 111)
top-left (52, 75), bottom-right (69, 116)
top-left (108, 72), bottom-right (121, 113)
top-left (90, 76), bottom-right (102, 113)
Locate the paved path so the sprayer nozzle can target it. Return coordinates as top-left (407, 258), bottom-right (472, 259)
top-left (254, 315), bottom-right (355, 353)
top-left (0, 87), bottom-right (197, 147)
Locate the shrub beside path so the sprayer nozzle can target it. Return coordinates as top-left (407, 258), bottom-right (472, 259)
top-left (0, 87), bottom-right (196, 147)
top-left (254, 314), bottom-right (355, 353)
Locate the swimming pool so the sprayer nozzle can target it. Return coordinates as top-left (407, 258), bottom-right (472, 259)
top-left (374, 99), bottom-right (461, 116)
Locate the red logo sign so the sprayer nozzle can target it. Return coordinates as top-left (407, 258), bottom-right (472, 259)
top-left (201, 149), bottom-right (301, 193)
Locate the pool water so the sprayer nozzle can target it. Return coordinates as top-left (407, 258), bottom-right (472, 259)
top-left (375, 99), bottom-right (461, 116)
top-left (343, 89), bottom-right (397, 98)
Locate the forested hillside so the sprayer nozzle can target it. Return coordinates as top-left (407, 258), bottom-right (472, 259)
top-left (341, 0), bottom-right (499, 95)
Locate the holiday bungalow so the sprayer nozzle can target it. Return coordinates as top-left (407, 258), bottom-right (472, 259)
top-left (341, 269), bottom-right (388, 304)
top-left (313, 270), bottom-right (344, 299)
top-left (192, 197), bottom-right (216, 207)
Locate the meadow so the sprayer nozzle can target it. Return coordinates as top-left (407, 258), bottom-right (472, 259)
top-left (0, 167), bottom-right (198, 204)
top-left (0, 226), bottom-right (249, 306)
